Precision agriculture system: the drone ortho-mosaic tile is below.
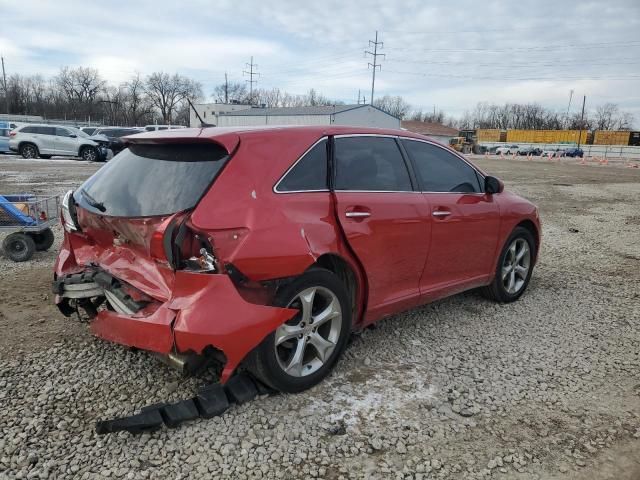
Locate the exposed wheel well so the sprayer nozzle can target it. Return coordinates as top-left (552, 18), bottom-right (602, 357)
top-left (516, 219), bottom-right (539, 259)
top-left (312, 254), bottom-right (359, 322)
top-left (79, 144), bottom-right (95, 154)
top-left (19, 141), bottom-right (37, 151)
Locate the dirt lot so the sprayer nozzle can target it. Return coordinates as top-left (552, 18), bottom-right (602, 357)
top-left (0, 153), bottom-right (639, 479)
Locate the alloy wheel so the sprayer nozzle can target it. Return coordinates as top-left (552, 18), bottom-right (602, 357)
top-left (502, 238), bottom-right (531, 294)
top-left (274, 286), bottom-right (342, 377)
top-left (83, 148), bottom-right (97, 161)
top-left (23, 146), bottom-right (36, 158)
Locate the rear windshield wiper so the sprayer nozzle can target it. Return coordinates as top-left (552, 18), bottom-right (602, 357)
top-left (80, 188), bottom-right (106, 212)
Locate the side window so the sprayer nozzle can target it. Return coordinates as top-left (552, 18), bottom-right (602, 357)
top-left (39, 127), bottom-right (56, 136)
top-left (335, 136), bottom-right (412, 191)
top-left (277, 139), bottom-right (327, 192)
top-left (402, 140), bottom-right (482, 193)
top-left (56, 127), bottom-right (73, 137)
top-left (0, 129), bottom-right (8, 137)
top-left (21, 126), bottom-right (36, 134)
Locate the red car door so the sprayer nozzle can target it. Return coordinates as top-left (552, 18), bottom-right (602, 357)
top-left (400, 139), bottom-right (500, 296)
top-left (332, 136), bottom-right (431, 322)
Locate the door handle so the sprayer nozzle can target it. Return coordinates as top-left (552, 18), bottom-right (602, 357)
top-left (345, 211), bottom-right (371, 218)
top-left (432, 210), bottom-right (451, 217)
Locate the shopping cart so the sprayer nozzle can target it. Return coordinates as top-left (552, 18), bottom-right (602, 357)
top-left (0, 194), bottom-right (60, 262)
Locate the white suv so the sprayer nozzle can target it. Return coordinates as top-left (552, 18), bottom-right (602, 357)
top-left (9, 124), bottom-right (107, 161)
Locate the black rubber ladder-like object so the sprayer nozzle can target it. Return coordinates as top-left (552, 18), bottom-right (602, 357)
top-left (95, 374), bottom-right (274, 434)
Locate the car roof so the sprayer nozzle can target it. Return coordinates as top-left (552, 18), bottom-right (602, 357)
top-left (125, 125), bottom-right (436, 155)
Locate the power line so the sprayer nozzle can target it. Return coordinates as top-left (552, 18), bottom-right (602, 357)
top-left (365, 30), bottom-right (385, 104)
top-left (384, 39), bottom-right (640, 54)
top-left (243, 56), bottom-right (259, 104)
top-left (382, 69), bottom-right (640, 81)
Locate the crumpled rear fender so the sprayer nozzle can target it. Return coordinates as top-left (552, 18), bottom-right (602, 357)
top-left (169, 272), bottom-right (298, 383)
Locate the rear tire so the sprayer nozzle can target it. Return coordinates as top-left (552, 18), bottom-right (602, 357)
top-left (29, 228), bottom-right (55, 251)
top-left (2, 233), bottom-right (36, 262)
top-left (246, 268), bottom-right (352, 393)
top-left (20, 143), bottom-right (39, 159)
top-left (481, 226), bottom-right (535, 303)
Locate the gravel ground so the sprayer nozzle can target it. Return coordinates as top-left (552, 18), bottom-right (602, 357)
top-left (0, 154), bottom-right (639, 479)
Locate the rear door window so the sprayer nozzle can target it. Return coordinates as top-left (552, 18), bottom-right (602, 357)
top-left (402, 139), bottom-right (482, 193)
top-left (36, 126), bottom-right (56, 135)
top-left (334, 136), bottom-right (412, 191)
top-left (56, 127), bottom-right (74, 137)
top-left (75, 143), bottom-right (230, 217)
top-left (277, 139), bottom-right (327, 192)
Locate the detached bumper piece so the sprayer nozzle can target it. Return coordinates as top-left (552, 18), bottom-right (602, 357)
top-left (95, 374), bottom-right (272, 435)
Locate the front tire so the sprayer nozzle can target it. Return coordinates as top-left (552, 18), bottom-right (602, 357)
top-left (481, 226), bottom-right (535, 303)
top-left (80, 146), bottom-right (98, 162)
top-left (246, 268), bottom-right (352, 393)
top-left (2, 233), bottom-right (36, 262)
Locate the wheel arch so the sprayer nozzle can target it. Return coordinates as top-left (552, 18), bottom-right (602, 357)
top-left (310, 253), bottom-right (366, 328)
top-left (515, 219), bottom-right (540, 260)
top-left (78, 144), bottom-right (95, 154)
top-left (18, 141), bottom-right (38, 152)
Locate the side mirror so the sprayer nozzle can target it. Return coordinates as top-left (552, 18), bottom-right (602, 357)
top-left (484, 175), bottom-right (504, 194)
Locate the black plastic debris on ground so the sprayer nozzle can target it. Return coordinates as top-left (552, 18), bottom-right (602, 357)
top-left (95, 373), bottom-right (273, 435)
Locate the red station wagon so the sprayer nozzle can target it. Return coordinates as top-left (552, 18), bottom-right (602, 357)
top-left (54, 126), bottom-right (540, 393)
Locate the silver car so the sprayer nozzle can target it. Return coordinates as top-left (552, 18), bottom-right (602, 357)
top-left (9, 124), bottom-right (107, 161)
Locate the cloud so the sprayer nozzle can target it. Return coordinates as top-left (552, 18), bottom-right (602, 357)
top-left (1, 0), bottom-right (639, 123)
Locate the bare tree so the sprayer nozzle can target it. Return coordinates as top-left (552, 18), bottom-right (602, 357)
top-left (144, 72), bottom-right (202, 123)
top-left (212, 81), bottom-right (248, 104)
top-left (373, 95), bottom-right (411, 119)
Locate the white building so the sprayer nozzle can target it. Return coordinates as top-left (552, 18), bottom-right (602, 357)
top-left (190, 104), bottom-right (400, 129)
top-left (189, 102), bottom-right (253, 127)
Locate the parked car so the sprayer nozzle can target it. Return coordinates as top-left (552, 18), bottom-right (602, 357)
top-left (90, 127), bottom-right (143, 155)
top-left (517, 146), bottom-right (542, 156)
top-left (541, 148), bottom-right (563, 158)
top-left (562, 147), bottom-right (584, 158)
top-left (80, 126), bottom-right (100, 136)
top-left (495, 145), bottom-right (520, 155)
top-left (9, 125), bottom-right (108, 161)
top-left (53, 126), bottom-right (540, 393)
top-left (144, 125), bottom-right (187, 131)
top-left (0, 122), bottom-right (11, 153)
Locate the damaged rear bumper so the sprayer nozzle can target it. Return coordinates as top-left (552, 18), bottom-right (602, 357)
top-left (54, 269), bottom-right (297, 383)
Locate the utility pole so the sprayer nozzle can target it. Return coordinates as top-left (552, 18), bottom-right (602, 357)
top-left (565, 89), bottom-right (574, 128)
top-left (577, 95), bottom-right (586, 149)
top-left (243, 57), bottom-right (259, 105)
top-left (357, 89), bottom-right (361, 105)
top-left (224, 73), bottom-right (229, 103)
top-left (1, 56), bottom-right (8, 114)
top-left (365, 31), bottom-right (384, 105)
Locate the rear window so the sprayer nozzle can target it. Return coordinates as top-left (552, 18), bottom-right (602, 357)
top-left (74, 143), bottom-right (230, 217)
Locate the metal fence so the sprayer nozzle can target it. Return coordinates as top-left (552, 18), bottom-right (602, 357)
top-left (480, 142), bottom-right (640, 159)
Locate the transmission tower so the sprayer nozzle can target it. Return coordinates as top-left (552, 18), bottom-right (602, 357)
top-left (243, 57), bottom-right (260, 105)
top-left (365, 31), bottom-right (385, 105)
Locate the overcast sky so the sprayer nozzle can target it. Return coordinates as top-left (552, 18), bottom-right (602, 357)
top-left (1, 0), bottom-right (639, 122)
